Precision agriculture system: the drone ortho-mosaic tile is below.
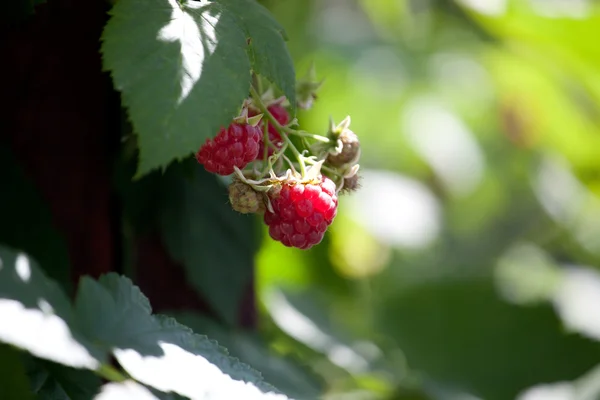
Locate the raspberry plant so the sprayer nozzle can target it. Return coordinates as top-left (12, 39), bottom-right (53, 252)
top-left (7, 0), bottom-right (600, 399)
top-left (0, 0), bottom-right (344, 398)
top-left (196, 77), bottom-right (361, 250)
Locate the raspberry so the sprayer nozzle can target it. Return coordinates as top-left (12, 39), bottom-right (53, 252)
top-left (196, 122), bottom-right (262, 176)
top-left (340, 173), bottom-right (361, 194)
top-left (264, 176), bottom-right (338, 249)
top-left (228, 179), bottom-right (265, 214)
top-left (249, 104), bottom-right (289, 158)
top-left (327, 129), bottom-right (360, 167)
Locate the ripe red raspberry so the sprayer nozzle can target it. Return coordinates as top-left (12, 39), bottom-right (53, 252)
top-left (249, 104), bottom-right (289, 158)
top-left (264, 176), bottom-right (338, 249)
top-left (196, 122), bottom-right (262, 176)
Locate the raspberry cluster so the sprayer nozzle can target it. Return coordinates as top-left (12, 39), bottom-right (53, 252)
top-left (264, 177), bottom-right (338, 249)
top-left (194, 66), bottom-right (360, 250)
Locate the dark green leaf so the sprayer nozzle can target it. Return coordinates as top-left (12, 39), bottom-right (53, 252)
top-left (220, 0), bottom-right (297, 110)
top-left (0, 344), bottom-right (34, 400)
top-left (36, 380), bottom-right (69, 400)
top-left (159, 165), bottom-right (260, 325)
top-left (378, 278), bottom-right (600, 400)
top-left (1, 0), bottom-right (45, 24)
top-left (75, 274), bottom-right (156, 354)
top-left (0, 144), bottom-right (71, 294)
top-left (38, 364), bottom-right (100, 400)
top-left (24, 358), bottom-right (102, 400)
top-left (102, 0), bottom-right (252, 177)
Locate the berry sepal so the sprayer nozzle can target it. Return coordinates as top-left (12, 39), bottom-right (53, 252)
top-left (233, 107), bottom-right (263, 127)
top-left (296, 62), bottom-right (324, 110)
top-left (326, 116), bottom-right (361, 167)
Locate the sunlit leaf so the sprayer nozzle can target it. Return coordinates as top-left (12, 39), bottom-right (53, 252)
top-left (0, 246), bottom-right (100, 369)
top-left (94, 381), bottom-right (160, 400)
top-left (102, 0), bottom-right (251, 177)
top-left (102, 0), bottom-right (297, 176)
top-left (75, 273), bottom-right (288, 399)
top-left (170, 312), bottom-right (324, 399)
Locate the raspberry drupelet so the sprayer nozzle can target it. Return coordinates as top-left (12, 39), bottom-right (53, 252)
top-left (264, 176), bottom-right (338, 249)
top-left (196, 122), bottom-right (262, 176)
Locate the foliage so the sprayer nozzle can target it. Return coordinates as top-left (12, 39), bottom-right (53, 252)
top-left (6, 0), bottom-right (600, 399)
top-left (0, 245), bottom-right (288, 399)
top-left (101, 0), bottom-right (296, 177)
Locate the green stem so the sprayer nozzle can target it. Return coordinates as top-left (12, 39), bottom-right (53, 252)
top-left (250, 86), bottom-right (307, 177)
top-left (304, 158), bottom-right (343, 178)
top-left (97, 364), bottom-right (128, 382)
top-left (260, 142), bottom-right (289, 176)
top-left (290, 130), bottom-right (330, 143)
top-left (256, 76), bottom-right (263, 96)
top-left (250, 87), bottom-right (283, 130)
top-left (261, 120), bottom-right (269, 168)
top-left (282, 154), bottom-right (298, 174)
top-left (283, 135), bottom-right (306, 177)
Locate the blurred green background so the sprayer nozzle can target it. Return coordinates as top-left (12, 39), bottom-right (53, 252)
top-left (251, 0), bottom-right (600, 399)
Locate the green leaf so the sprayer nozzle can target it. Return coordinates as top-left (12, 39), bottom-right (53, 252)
top-left (0, 246), bottom-right (101, 369)
top-left (94, 381), bottom-right (160, 400)
top-left (75, 273), bottom-right (288, 399)
top-left (75, 275), bottom-right (157, 354)
top-left (101, 0), bottom-right (252, 177)
top-left (0, 245), bottom-right (286, 399)
top-left (1, 0), bottom-right (45, 24)
top-left (220, 0), bottom-right (297, 111)
top-left (24, 358), bottom-right (101, 400)
top-left (35, 368), bottom-right (99, 400)
top-left (159, 165), bottom-right (260, 325)
top-left (377, 278), bottom-right (600, 400)
top-left (96, 382), bottom-right (187, 400)
top-left (265, 288), bottom-right (380, 374)
top-left (0, 144), bottom-right (71, 294)
top-left (168, 312), bottom-right (324, 399)
top-left (35, 379), bottom-right (70, 400)
top-left (0, 344), bottom-right (34, 400)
